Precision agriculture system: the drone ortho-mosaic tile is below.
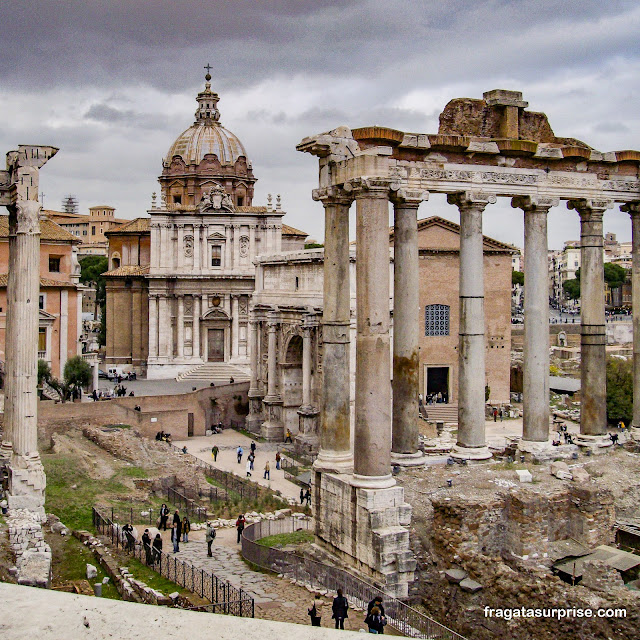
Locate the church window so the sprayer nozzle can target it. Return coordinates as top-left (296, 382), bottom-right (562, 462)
top-left (425, 304), bottom-right (449, 336)
top-left (39, 294), bottom-right (45, 310)
top-left (49, 256), bottom-right (61, 272)
top-left (173, 195), bottom-right (182, 204)
top-left (237, 196), bottom-right (244, 206)
top-left (91, 226), bottom-right (96, 235)
top-left (211, 245), bottom-right (222, 267)
top-left (38, 328), bottom-right (46, 354)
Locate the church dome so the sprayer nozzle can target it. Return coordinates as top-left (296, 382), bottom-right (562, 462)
top-left (167, 122), bottom-right (248, 166)
top-left (165, 74), bottom-right (249, 166)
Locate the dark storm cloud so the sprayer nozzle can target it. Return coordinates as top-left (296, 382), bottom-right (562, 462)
top-left (1, 0), bottom-right (637, 93)
top-left (84, 102), bottom-right (174, 131)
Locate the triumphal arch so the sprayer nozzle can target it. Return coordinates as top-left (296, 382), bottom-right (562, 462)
top-left (297, 89), bottom-right (640, 596)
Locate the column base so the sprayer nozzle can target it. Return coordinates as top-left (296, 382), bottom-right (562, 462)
top-left (351, 473), bottom-right (396, 489)
top-left (313, 451), bottom-right (353, 474)
top-left (518, 440), bottom-right (556, 456)
top-left (391, 451), bottom-right (426, 467)
top-left (450, 444), bottom-right (492, 461)
top-left (574, 433), bottom-right (613, 453)
top-left (260, 397), bottom-right (284, 441)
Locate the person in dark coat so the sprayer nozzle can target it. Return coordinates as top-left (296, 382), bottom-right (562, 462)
top-left (152, 533), bottom-right (162, 564)
top-left (367, 596), bottom-right (385, 617)
top-left (300, 487), bottom-right (305, 505)
top-left (172, 510), bottom-right (182, 553)
top-left (332, 588), bottom-right (349, 629)
top-left (122, 523), bottom-right (135, 551)
top-left (159, 503), bottom-right (169, 530)
top-left (141, 529), bottom-right (152, 565)
top-left (365, 605), bottom-right (385, 634)
top-left (236, 514), bottom-right (246, 543)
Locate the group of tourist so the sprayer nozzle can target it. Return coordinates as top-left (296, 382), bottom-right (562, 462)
top-left (299, 487), bottom-right (311, 506)
top-left (308, 592), bottom-right (386, 633)
top-left (155, 431), bottom-right (172, 443)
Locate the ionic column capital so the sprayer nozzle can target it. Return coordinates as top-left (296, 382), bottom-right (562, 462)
top-left (568, 198), bottom-right (614, 218)
top-left (348, 176), bottom-right (395, 199)
top-left (312, 185), bottom-right (354, 206)
top-left (511, 195), bottom-right (559, 212)
top-left (621, 201), bottom-right (640, 217)
top-left (390, 189), bottom-right (429, 208)
top-left (447, 191), bottom-right (497, 212)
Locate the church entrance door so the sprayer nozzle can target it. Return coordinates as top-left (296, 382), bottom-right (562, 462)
top-left (208, 329), bottom-right (225, 362)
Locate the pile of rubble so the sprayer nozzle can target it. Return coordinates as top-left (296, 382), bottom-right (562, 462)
top-left (7, 509), bottom-right (51, 588)
top-left (191, 508), bottom-right (310, 529)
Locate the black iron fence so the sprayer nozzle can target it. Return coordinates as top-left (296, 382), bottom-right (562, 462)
top-left (242, 518), bottom-right (466, 640)
top-left (93, 506), bottom-right (254, 618)
top-left (169, 444), bottom-right (261, 501)
top-left (166, 487), bottom-right (208, 522)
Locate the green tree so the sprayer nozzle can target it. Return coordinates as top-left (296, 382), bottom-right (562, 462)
top-left (79, 255), bottom-right (108, 318)
top-left (98, 308), bottom-right (106, 348)
top-left (603, 263), bottom-right (627, 290)
top-left (563, 267), bottom-right (581, 301)
top-left (37, 359), bottom-right (52, 386)
top-left (63, 355), bottom-right (92, 399)
top-left (304, 242), bottom-right (324, 249)
top-left (606, 357), bottom-right (633, 425)
top-left (512, 270), bottom-right (524, 286)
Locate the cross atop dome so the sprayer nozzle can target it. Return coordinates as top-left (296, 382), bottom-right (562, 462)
top-left (195, 66), bottom-right (220, 123)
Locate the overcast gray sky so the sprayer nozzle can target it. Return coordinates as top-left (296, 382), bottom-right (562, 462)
top-left (1, 0), bottom-right (639, 248)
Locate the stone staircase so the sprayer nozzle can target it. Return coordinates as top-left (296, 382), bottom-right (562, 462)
top-left (41, 382), bottom-right (61, 402)
top-left (176, 362), bottom-right (250, 383)
top-left (423, 403), bottom-right (458, 424)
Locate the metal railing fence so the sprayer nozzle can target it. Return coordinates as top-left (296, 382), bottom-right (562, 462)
top-left (241, 518), bottom-right (465, 640)
top-left (93, 506), bottom-right (254, 618)
top-left (169, 443), bottom-right (261, 501)
top-left (166, 487), bottom-right (208, 522)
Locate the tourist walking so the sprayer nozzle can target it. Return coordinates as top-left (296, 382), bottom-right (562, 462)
top-left (365, 605), bottom-right (386, 634)
top-left (248, 452), bottom-right (255, 471)
top-left (493, 408), bottom-right (498, 422)
top-left (284, 428), bottom-right (293, 443)
top-left (141, 529), bottom-right (152, 565)
top-left (264, 461), bottom-right (270, 480)
top-left (304, 488), bottom-right (311, 506)
top-left (172, 510), bottom-right (182, 553)
top-left (122, 523), bottom-right (135, 551)
top-left (212, 445), bottom-right (219, 461)
top-left (236, 514), bottom-right (246, 543)
top-left (308, 593), bottom-right (324, 627)
top-left (300, 487), bottom-right (305, 505)
top-left (275, 451), bottom-right (281, 470)
top-left (250, 440), bottom-right (257, 455)
top-left (159, 503), bottom-right (169, 530)
top-left (237, 446), bottom-right (243, 464)
top-left (182, 515), bottom-right (190, 543)
top-left (152, 533), bottom-right (162, 564)
top-left (332, 588), bottom-right (349, 629)
top-left (206, 521), bottom-right (216, 557)
top-left (246, 459), bottom-right (252, 478)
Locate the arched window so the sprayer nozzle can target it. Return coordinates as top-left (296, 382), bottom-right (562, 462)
top-left (425, 304), bottom-right (449, 336)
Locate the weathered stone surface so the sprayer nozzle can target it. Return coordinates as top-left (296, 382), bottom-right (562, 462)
top-left (459, 578), bottom-right (482, 593)
top-left (86, 564), bottom-right (98, 580)
top-left (550, 461), bottom-right (572, 480)
top-left (571, 467), bottom-right (590, 484)
top-left (581, 559), bottom-right (624, 593)
top-left (445, 568), bottom-right (468, 583)
top-left (515, 469), bottom-right (532, 483)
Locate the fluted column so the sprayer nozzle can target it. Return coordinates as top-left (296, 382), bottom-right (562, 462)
top-left (193, 295), bottom-right (201, 360)
top-left (177, 224), bottom-right (184, 270)
top-left (5, 200), bottom-right (47, 510)
top-left (301, 321), bottom-right (313, 407)
top-left (233, 224), bottom-right (241, 268)
top-left (247, 314), bottom-right (264, 432)
top-left (249, 224), bottom-right (256, 259)
top-left (351, 178), bottom-right (395, 487)
top-left (513, 196), bottom-right (558, 453)
top-left (313, 186), bottom-right (354, 472)
top-left (622, 202), bottom-right (640, 439)
top-left (193, 225), bottom-right (200, 273)
top-left (391, 189), bottom-right (428, 466)
top-left (231, 295), bottom-right (240, 359)
top-left (176, 295), bottom-right (184, 358)
top-left (265, 318), bottom-right (278, 398)
top-left (158, 294), bottom-right (171, 359)
top-left (569, 198), bottom-right (613, 440)
top-left (448, 191), bottom-right (496, 460)
top-left (225, 225), bottom-right (232, 269)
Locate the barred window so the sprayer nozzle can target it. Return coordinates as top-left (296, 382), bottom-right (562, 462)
top-left (425, 304), bottom-right (450, 336)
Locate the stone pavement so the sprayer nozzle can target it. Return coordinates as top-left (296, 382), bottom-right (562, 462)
top-left (174, 431), bottom-right (303, 502)
top-left (144, 527), bottom-right (367, 630)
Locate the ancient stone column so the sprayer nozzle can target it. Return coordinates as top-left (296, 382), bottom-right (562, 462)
top-left (513, 196), bottom-right (558, 453)
top-left (193, 225), bottom-right (200, 272)
top-left (158, 294), bottom-right (171, 359)
top-left (176, 295), bottom-right (184, 358)
top-left (352, 178), bottom-right (395, 487)
top-left (313, 186), bottom-right (354, 472)
top-left (297, 316), bottom-right (320, 450)
top-left (622, 202), bottom-right (640, 439)
top-left (569, 199), bottom-right (613, 442)
top-left (447, 191), bottom-right (496, 460)
top-left (148, 294), bottom-right (158, 359)
top-left (177, 224), bottom-right (184, 270)
top-left (193, 295), bottom-right (201, 359)
top-left (390, 189), bottom-right (428, 466)
top-left (231, 295), bottom-right (240, 359)
top-left (247, 314), bottom-right (263, 432)
top-left (261, 312), bottom-right (283, 441)
top-left (6, 200), bottom-right (47, 512)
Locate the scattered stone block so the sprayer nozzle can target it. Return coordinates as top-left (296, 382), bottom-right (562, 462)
top-left (169, 592), bottom-right (180, 601)
top-left (550, 461), bottom-right (573, 480)
top-left (571, 467), bottom-right (590, 483)
top-left (444, 568), bottom-right (468, 583)
top-left (459, 578), bottom-right (483, 593)
top-left (515, 469), bottom-right (532, 483)
top-left (86, 564), bottom-right (98, 580)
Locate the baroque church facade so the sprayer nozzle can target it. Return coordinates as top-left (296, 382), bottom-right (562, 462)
top-left (104, 73), bottom-right (307, 378)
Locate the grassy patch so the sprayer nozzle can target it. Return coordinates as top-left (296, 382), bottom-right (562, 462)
top-left (121, 466), bottom-right (149, 478)
top-left (112, 552), bottom-right (190, 596)
top-left (50, 534), bottom-right (120, 600)
top-left (103, 424), bottom-right (132, 429)
top-left (257, 530), bottom-right (314, 548)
